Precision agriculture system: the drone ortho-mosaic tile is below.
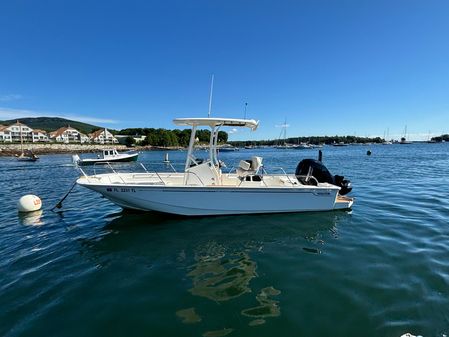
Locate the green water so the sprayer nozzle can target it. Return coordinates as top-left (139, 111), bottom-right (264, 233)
top-left (1, 144), bottom-right (448, 337)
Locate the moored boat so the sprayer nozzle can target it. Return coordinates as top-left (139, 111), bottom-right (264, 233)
top-left (72, 149), bottom-right (138, 166)
top-left (16, 151), bottom-right (39, 161)
top-left (75, 117), bottom-right (353, 216)
top-left (16, 120), bottom-right (39, 162)
top-left (218, 145), bottom-right (239, 152)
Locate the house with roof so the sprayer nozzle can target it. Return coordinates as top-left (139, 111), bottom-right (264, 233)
top-left (115, 134), bottom-right (146, 145)
top-left (0, 125), bottom-right (12, 142)
top-left (89, 128), bottom-right (118, 144)
top-left (49, 126), bottom-right (89, 143)
top-left (32, 129), bottom-right (49, 142)
top-left (0, 121), bottom-right (33, 142)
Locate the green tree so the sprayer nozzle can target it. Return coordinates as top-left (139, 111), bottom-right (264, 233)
top-left (124, 136), bottom-right (135, 147)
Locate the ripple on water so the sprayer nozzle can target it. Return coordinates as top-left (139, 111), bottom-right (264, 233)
top-left (1, 146), bottom-right (449, 337)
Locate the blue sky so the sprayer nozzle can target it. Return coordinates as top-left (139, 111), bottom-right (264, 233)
top-left (1, 0), bottom-right (448, 141)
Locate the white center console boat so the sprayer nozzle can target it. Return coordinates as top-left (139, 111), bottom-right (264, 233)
top-left (75, 117), bottom-right (353, 216)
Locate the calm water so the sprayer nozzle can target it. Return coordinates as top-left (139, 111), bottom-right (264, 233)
top-left (1, 144), bottom-right (449, 337)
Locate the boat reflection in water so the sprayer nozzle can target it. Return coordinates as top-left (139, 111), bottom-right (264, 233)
top-left (81, 209), bottom-right (348, 334)
top-left (186, 240), bottom-right (282, 329)
top-left (188, 242), bottom-right (257, 302)
top-left (18, 209), bottom-right (44, 226)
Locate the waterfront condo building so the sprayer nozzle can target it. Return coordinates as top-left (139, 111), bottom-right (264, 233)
top-left (49, 126), bottom-right (90, 143)
top-left (89, 128), bottom-right (119, 144)
top-left (0, 121), bottom-right (49, 143)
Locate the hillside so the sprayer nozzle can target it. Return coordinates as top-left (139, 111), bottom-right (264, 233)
top-left (0, 117), bottom-right (105, 134)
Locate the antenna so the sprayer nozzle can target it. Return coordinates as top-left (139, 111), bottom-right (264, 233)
top-left (244, 102), bottom-right (248, 119)
top-left (208, 74), bottom-right (214, 117)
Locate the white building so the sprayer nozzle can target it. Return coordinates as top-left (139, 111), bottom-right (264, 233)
top-left (50, 126), bottom-right (89, 143)
top-left (0, 125), bottom-right (12, 142)
top-left (89, 128), bottom-right (118, 144)
top-left (115, 134), bottom-right (146, 145)
top-left (32, 129), bottom-right (49, 142)
top-left (0, 121), bottom-right (35, 142)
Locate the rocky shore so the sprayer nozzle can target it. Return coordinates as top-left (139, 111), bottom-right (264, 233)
top-left (0, 143), bottom-right (185, 156)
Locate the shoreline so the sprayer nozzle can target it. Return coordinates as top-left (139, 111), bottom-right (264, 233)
top-left (0, 143), bottom-right (185, 156)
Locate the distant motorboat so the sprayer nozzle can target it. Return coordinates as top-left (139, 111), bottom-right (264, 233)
top-left (218, 145), bottom-right (239, 152)
top-left (293, 143), bottom-right (312, 149)
top-left (72, 148), bottom-right (139, 166)
top-left (332, 142), bottom-right (349, 147)
top-left (274, 144), bottom-right (296, 149)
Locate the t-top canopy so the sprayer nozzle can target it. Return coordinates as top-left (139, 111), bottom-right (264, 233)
top-left (173, 117), bottom-right (259, 131)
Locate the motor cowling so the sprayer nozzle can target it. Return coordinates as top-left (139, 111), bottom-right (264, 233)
top-left (295, 159), bottom-right (352, 195)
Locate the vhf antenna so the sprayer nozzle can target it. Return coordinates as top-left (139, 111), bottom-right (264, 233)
top-left (208, 74), bottom-right (214, 117)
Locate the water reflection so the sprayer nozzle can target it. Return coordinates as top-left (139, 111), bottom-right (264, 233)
top-left (188, 247), bottom-right (257, 302)
top-left (18, 210), bottom-right (44, 226)
top-left (175, 307), bottom-right (202, 324)
top-left (202, 328), bottom-right (234, 337)
top-left (80, 210), bottom-right (347, 334)
top-left (241, 286), bottom-right (281, 321)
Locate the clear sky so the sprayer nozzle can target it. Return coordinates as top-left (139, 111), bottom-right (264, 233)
top-left (1, 0), bottom-right (448, 141)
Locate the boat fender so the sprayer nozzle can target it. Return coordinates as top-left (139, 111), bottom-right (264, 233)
top-left (17, 195), bottom-right (42, 212)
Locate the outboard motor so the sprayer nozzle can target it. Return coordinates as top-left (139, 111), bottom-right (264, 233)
top-left (295, 159), bottom-right (352, 195)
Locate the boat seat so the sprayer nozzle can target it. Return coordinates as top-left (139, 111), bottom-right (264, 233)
top-left (236, 160), bottom-right (253, 178)
top-left (236, 157), bottom-right (264, 178)
top-left (251, 156), bottom-right (263, 173)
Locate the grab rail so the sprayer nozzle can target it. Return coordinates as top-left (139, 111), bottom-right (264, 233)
top-left (184, 171), bottom-right (205, 186)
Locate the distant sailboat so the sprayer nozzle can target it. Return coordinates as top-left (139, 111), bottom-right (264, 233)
top-left (274, 119), bottom-right (295, 149)
top-left (382, 128), bottom-right (392, 145)
top-left (399, 126), bottom-right (412, 144)
top-left (16, 120), bottom-right (39, 161)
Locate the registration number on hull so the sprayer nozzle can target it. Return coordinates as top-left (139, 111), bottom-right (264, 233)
top-left (106, 187), bottom-right (136, 193)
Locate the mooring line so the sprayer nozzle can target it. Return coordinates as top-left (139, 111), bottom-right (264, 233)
top-left (51, 180), bottom-right (77, 212)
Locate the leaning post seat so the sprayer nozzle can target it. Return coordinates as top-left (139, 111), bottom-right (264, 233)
top-left (251, 156), bottom-right (263, 173)
top-left (236, 157), bottom-right (263, 178)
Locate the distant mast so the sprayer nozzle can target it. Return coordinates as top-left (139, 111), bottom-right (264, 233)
top-left (19, 120), bottom-right (23, 155)
top-left (208, 74), bottom-right (214, 118)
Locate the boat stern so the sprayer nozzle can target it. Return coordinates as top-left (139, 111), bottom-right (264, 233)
top-left (334, 195), bottom-right (354, 210)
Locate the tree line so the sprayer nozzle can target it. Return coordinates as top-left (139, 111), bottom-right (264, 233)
top-left (229, 135), bottom-right (384, 147)
top-left (118, 128), bottom-right (228, 147)
top-left (431, 134), bottom-right (449, 142)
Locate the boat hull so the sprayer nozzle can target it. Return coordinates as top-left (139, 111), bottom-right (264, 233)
top-left (17, 157), bottom-right (39, 162)
top-left (77, 179), bottom-right (349, 216)
top-left (77, 153), bottom-right (139, 166)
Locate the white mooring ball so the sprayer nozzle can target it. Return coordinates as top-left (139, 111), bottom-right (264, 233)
top-left (17, 195), bottom-right (42, 213)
